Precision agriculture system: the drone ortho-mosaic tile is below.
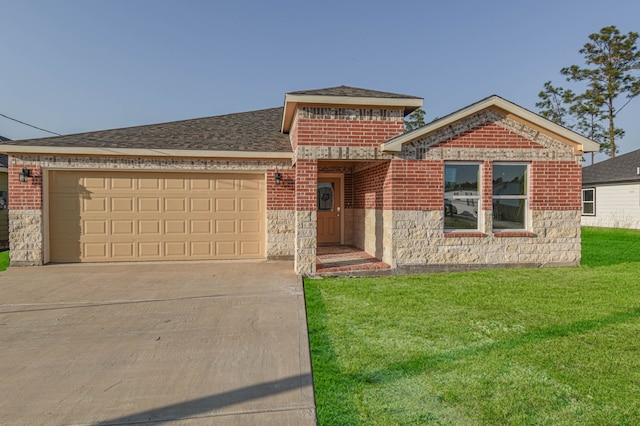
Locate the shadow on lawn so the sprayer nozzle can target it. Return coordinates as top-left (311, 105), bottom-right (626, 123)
top-left (304, 283), bottom-right (359, 426)
top-left (353, 307), bottom-right (640, 383)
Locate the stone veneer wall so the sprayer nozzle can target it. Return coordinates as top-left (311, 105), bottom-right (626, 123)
top-left (8, 154), bottom-right (294, 265)
top-left (390, 210), bottom-right (581, 272)
top-left (9, 210), bottom-right (43, 266)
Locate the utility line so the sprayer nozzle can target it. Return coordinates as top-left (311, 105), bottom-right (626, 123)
top-left (0, 112), bottom-right (62, 136)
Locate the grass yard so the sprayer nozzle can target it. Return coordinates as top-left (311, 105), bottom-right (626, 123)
top-left (0, 250), bottom-right (8, 272)
top-left (305, 227), bottom-right (640, 425)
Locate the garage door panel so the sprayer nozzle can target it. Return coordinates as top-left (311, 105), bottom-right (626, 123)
top-left (191, 178), bottom-right (212, 190)
top-left (139, 242), bottom-right (161, 257)
top-left (139, 220), bottom-right (161, 235)
top-left (215, 198), bottom-right (236, 212)
top-left (83, 177), bottom-right (108, 191)
top-left (50, 171), bottom-right (264, 262)
top-left (165, 220), bottom-right (187, 234)
top-left (190, 198), bottom-right (212, 212)
top-left (240, 198), bottom-right (261, 212)
top-left (84, 197), bottom-right (107, 213)
top-left (85, 220), bottom-right (108, 236)
top-left (165, 198), bottom-right (186, 212)
top-left (165, 242), bottom-right (187, 257)
top-left (111, 220), bottom-right (134, 235)
top-left (240, 241), bottom-right (261, 256)
top-left (165, 178), bottom-right (186, 190)
top-left (112, 243), bottom-right (135, 258)
top-left (83, 243), bottom-right (108, 259)
top-left (111, 177), bottom-right (135, 190)
top-left (215, 220), bottom-right (236, 234)
top-left (111, 198), bottom-right (135, 213)
top-left (240, 219), bottom-right (261, 234)
top-left (191, 242), bottom-right (213, 256)
top-left (215, 179), bottom-right (235, 191)
top-left (138, 198), bottom-right (161, 212)
top-left (191, 220), bottom-right (212, 234)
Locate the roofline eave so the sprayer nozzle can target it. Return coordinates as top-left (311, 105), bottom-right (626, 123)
top-left (0, 145), bottom-right (293, 160)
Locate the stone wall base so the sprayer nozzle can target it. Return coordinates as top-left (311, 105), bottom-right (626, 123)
top-left (9, 210), bottom-right (43, 266)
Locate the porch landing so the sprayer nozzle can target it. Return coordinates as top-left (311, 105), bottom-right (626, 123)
top-left (315, 245), bottom-right (391, 276)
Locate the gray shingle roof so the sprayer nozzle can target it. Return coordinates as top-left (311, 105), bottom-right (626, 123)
top-left (0, 108), bottom-right (291, 153)
top-left (287, 85), bottom-right (421, 99)
top-left (583, 148), bottom-right (640, 185)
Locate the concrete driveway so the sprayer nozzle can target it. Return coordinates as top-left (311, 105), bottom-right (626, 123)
top-left (0, 261), bottom-right (316, 425)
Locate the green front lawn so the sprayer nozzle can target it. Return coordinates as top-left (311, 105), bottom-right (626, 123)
top-left (0, 250), bottom-right (8, 272)
top-left (305, 227), bottom-right (640, 425)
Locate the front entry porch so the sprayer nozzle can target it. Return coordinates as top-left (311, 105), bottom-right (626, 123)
top-left (315, 245), bottom-right (391, 276)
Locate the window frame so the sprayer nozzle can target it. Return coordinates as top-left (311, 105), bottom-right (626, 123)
top-left (443, 162), bottom-right (482, 232)
top-left (492, 162), bottom-right (529, 232)
top-left (582, 188), bottom-right (595, 216)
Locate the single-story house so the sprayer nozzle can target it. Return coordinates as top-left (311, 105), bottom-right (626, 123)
top-left (0, 135), bottom-right (10, 250)
top-left (582, 148), bottom-right (640, 229)
top-left (0, 86), bottom-right (599, 274)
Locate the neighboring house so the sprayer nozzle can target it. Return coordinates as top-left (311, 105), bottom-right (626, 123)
top-left (0, 86), bottom-right (599, 274)
top-left (582, 149), bottom-right (640, 230)
top-left (0, 135), bottom-right (9, 250)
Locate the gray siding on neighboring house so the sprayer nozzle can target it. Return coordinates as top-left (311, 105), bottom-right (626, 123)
top-left (582, 149), bottom-right (640, 230)
top-left (581, 183), bottom-right (640, 229)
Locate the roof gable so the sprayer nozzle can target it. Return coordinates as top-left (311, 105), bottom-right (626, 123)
top-left (583, 149), bottom-right (640, 185)
top-left (432, 121), bottom-right (545, 150)
top-left (281, 85), bottom-right (423, 133)
top-left (381, 95), bottom-right (600, 155)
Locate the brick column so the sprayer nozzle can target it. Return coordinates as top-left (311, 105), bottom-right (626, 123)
top-left (8, 164), bottom-right (44, 266)
top-left (294, 159), bottom-right (317, 275)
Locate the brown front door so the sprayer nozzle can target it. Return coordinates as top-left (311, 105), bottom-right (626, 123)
top-left (317, 177), bottom-right (341, 244)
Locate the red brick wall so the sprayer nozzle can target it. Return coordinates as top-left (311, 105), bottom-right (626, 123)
top-left (353, 162), bottom-right (389, 210)
top-left (266, 169), bottom-right (295, 210)
top-left (433, 122), bottom-right (544, 149)
top-left (386, 160), bottom-right (444, 210)
top-left (353, 160), bottom-right (444, 211)
top-left (296, 118), bottom-right (404, 148)
top-left (295, 159), bottom-right (317, 211)
top-left (481, 161), bottom-right (493, 210)
top-left (8, 164), bottom-right (42, 210)
top-left (530, 161), bottom-right (582, 210)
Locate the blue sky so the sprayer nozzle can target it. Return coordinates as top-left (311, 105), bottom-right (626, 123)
top-left (2, 0), bottom-right (639, 163)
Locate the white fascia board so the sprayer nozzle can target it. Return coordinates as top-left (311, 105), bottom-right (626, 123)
top-left (0, 167), bottom-right (7, 173)
top-left (0, 145), bottom-right (293, 159)
top-left (281, 93), bottom-right (423, 132)
top-left (381, 96), bottom-right (600, 153)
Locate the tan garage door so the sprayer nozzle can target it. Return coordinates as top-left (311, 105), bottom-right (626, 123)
top-left (49, 171), bottom-right (265, 262)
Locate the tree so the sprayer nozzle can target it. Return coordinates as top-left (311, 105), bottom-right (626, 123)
top-left (404, 108), bottom-right (426, 131)
top-left (537, 26), bottom-right (640, 159)
top-left (536, 81), bottom-right (574, 126)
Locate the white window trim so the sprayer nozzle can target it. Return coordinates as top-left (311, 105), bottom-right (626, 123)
top-left (444, 162), bottom-right (482, 232)
top-left (492, 162), bottom-right (529, 232)
top-left (582, 188), bottom-right (596, 216)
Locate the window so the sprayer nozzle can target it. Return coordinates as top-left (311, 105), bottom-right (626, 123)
top-left (317, 182), bottom-right (334, 211)
top-left (444, 163), bottom-right (480, 230)
top-left (493, 163), bottom-right (528, 231)
top-left (582, 188), bottom-right (595, 215)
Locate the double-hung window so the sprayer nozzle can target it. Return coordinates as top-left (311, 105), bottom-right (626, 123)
top-left (444, 163), bottom-right (481, 231)
top-left (492, 163), bottom-right (528, 231)
top-left (582, 188), bottom-right (595, 215)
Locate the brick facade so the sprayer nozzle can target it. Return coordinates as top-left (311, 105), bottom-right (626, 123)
top-left (4, 92), bottom-right (590, 275)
